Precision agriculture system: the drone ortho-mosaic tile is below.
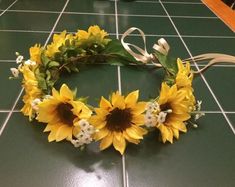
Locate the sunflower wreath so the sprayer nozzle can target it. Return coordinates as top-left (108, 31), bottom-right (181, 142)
top-left (10, 25), bottom-right (235, 155)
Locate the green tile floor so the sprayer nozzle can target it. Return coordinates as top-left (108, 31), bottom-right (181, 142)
top-left (0, 0), bottom-right (235, 187)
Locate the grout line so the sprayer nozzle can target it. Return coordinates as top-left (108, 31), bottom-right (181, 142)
top-left (161, 1), bottom-right (203, 5)
top-left (115, 1), bottom-right (127, 187)
top-left (2, 9), bottom-right (59, 14)
top-left (171, 15), bottom-right (217, 19)
top-left (43, 0), bottom-right (70, 47)
top-left (126, 0), bottom-right (203, 4)
top-left (0, 9), bottom-right (219, 19)
top-left (0, 0), bottom-right (70, 136)
top-left (0, 29), bottom-right (51, 34)
top-left (0, 110), bottom-right (21, 113)
top-left (159, 0), bottom-right (235, 135)
top-left (0, 0), bottom-right (18, 17)
top-left (1, 29), bottom-right (234, 39)
top-left (0, 89), bottom-right (24, 135)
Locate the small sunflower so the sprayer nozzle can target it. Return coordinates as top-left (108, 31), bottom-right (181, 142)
top-left (156, 83), bottom-right (191, 143)
top-left (76, 25), bottom-right (110, 47)
top-left (176, 59), bottom-right (196, 110)
top-left (37, 84), bottom-right (92, 142)
top-left (45, 31), bottom-right (67, 58)
top-left (20, 65), bottom-right (42, 120)
top-left (175, 58), bottom-right (193, 90)
top-left (29, 44), bottom-right (42, 64)
top-left (90, 91), bottom-right (147, 155)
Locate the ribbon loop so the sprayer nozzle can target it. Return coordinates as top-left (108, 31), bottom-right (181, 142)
top-left (153, 38), bottom-right (170, 56)
top-left (121, 27), bottom-right (170, 67)
top-left (121, 27), bottom-right (153, 64)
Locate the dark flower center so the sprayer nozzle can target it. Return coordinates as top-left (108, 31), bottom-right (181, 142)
top-left (160, 103), bottom-right (172, 123)
top-left (57, 103), bottom-right (76, 126)
top-left (160, 103), bottom-right (171, 111)
top-left (106, 108), bottom-right (132, 132)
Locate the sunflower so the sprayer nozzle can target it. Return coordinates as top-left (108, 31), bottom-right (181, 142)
top-left (156, 83), bottom-right (191, 143)
top-left (90, 91), bottom-right (147, 155)
top-left (36, 84), bottom-right (92, 142)
top-left (176, 58), bottom-right (196, 110)
top-left (175, 58), bottom-right (193, 89)
top-left (29, 44), bottom-right (42, 64)
top-left (20, 65), bottom-right (42, 120)
top-left (76, 25), bottom-right (110, 47)
top-left (45, 31), bottom-right (67, 58)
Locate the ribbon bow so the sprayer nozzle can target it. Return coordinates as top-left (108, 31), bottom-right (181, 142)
top-left (122, 27), bottom-right (235, 73)
top-left (121, 27), bottom-right (170, 66)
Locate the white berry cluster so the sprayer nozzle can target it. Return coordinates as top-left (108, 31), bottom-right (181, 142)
top-left (145, 101), bottom-right (160, 127)
top-left (71, 119), bottom-right (95, 148)
top-left (10, 53), bottom-right (37, 79)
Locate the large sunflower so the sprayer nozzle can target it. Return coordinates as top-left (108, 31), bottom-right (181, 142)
top-left (37, 84), bottom-right (92, 142)
top-left (90, 91), bottom-right (147, 155)
top-left (156, 83), bottom-right (191, 143)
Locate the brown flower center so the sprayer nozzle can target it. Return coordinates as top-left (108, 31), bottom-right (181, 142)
top-left (57, 103), bottom-right (76, 126)
top-left (160, 103), bottom-right (172, 123)
top-left (106, 108), bottom-right (132, 132)
top-left (160, 103), bottom-right (171, 111)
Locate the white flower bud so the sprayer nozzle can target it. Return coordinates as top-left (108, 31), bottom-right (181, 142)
top-left (16, 55), bottom-right (24, 64)
top-left (10, 68), bottom-right (19, 77)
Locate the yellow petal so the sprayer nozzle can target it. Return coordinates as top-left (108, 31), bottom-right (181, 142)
top-left (89, 116), bottom-right (106, 129)
top-left (158, 83), bottom-right (169, 104)
top-left (44, 124), bottom-right (54, 132)
top-left (71, 101), bottom-right (83, 114)
top-left (100, 133), bottom-right (113, 150)
top-left (113, 131), bottom-right (122, 141)
top-left (100, 96), bottom-right (112, 110)
top-left (56, 125), bottom-right (72, 142)
top-left (124, 90), bottom-right (139, 107)
top-left (172, 128), bottom-right (179, 139)
top-left (132, 114), bottom-right (145, 126)
top-left (37, 99), bottom-right (59, 123)
top-left (169, 113), bottom-right (191, 122)
top-left (47, 125), bottom-right (59, 142)
top-left (52, 87), bottom-right (60, 100)
top-left (79, 104), bottom-right (92, 119)
top-left (60, 84), bottom-right (74, 100)
top-left (72, 126), bottom-right (81, 137)
top-left (93, 128), bottom-right (109, 141)
top-left (112, 92), bottom-right (125, 109)
top-left (126, 125), bottom-right (146, 139)
top-left (131, 102), bottom-right (147, 115)
top-left (172, 121), bottom-right (187, 133)
top-left (123, 131), bottom-right (140, 144)
top-left (95, 108), bottom-right (109, 116)
top-left (113, 134), bottom-right (126, 155)
top-left (158, 124), bottom-right (173, 143)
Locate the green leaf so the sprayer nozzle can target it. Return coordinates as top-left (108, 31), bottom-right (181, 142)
top-left (63, 66), bottom-right (71, 73)
top-left (46, 70), bottom-right (51, 81)
top-left (153, 52), bottom-right (178, 76)
top-left (41, 53), bottom-right (51, 67)
top-left (103, 39), bottom-right (139, 64)
top-left (48, 61), bottom-right (60, 68)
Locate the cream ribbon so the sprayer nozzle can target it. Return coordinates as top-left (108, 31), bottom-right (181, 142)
top-left (121, 27), bottom-right (235, 73)
top-left (121, 27), bottom-right (170, 66)
top-left (184, 53), bottom-right (235, 74)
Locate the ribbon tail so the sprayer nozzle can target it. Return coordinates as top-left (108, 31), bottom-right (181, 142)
top-left (183, 53), bottom-right (235, 74)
